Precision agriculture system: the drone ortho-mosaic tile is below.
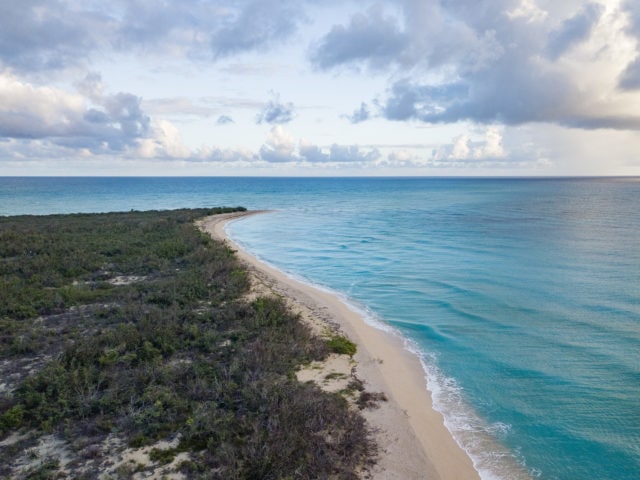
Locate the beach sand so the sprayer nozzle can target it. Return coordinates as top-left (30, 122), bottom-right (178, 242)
top-left (199, 211), bottom-right (481, 480)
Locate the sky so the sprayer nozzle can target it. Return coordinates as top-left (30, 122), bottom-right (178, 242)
top-left (1, 0), bottom-right (640, 176)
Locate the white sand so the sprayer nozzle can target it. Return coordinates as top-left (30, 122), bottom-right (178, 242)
top-left (198, 212), bottom-right (481, 480)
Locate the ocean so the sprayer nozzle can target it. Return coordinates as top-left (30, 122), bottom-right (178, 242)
top-left (1, 176), bottom-right (639, 480)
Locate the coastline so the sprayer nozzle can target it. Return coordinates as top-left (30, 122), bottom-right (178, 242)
top-left (199, 211), bottom-right (481, 480)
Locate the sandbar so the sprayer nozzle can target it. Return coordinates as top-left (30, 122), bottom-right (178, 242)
top-left (199, 211), bottom-right (481, 480)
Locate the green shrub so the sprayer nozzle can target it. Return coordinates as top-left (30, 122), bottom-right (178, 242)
top-left (327, 335), bottom-right (357, 356)
top-left (0, 405), bottom-right (24, 432)
top-left (149, 447), bottom-right (178, 464)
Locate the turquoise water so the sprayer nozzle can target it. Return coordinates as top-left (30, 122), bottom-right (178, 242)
top-left (2, 177), bottom-right (639, 479)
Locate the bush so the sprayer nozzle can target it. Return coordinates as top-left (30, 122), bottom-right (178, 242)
top-left (327, 335), bottom-right (357, 356)
top-left (0, 405), bottom-right (24, 433)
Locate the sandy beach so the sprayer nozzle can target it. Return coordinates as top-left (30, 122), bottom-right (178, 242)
top-left (199, 211), bottom-right (481, 480)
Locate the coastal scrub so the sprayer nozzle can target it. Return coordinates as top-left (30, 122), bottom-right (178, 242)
top-left (0, 208), bottom-right (374, 479)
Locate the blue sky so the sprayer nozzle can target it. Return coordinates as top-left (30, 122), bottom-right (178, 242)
top-left (1, 0), bottom-right (640, 176)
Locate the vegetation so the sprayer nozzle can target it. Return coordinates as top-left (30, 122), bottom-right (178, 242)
top-left (327, 334), bottom-right (357, 357)
top-left (0, 208), bottom-right (375, 479)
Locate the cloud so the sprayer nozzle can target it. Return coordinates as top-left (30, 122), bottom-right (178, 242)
top-left (0, 0), bottom-right (104, 72)
top-left (256, 93), bottom-right (294, 124)
top-left (310, 5), bottom-right (407, 70)
top-left (74, 72), bottom-right (105, 101)
top-left (619, 58), bottom-right (640, 90)
top-left (380, 80), bottom-right (469, 121)
top-left (0, 73), bottom-right (85, 138)
top-left (258, 126), bottom-right (381, 164)
top-left (619, 1), bottom-right (640, 90)
top-left (216, 115), bottom-right (234, 125)
top-left (137, 119), bottom-right (190, 158)
top-left (0, 72), bottom-right (149, 152)
top-left (113, 1), bottom-right (210, 51)
top-left (369, 3), bottom-right (640, 130)
top-left (546, 3), bottom-right (604, 60)
top-left (201, 147), bottom-right (257, 164)
top-left (507, 0), bottom-right (548, 23)
top-left (345, 102), bottom-right (371, 123)
top-left (211, 0), bottom-right (302, 58)
top-left (299, 141), bottom-right (381, 163)
top-left (259, 125), bottom-right (296, 162)
top-left (326, 144), bottom-right (380, 163)
top-left (622, 0), bottom-right (640, 35)
top-left (309, 1), bottom-right (640, 131)
top-left (432, 127), bottom-right (507, 162)
top-left (0, 0), bottom-right (305, 73)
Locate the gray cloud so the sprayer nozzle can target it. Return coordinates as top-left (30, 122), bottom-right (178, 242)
top-left (259, 146), bottom-right (293, 163)
top-left (0, 0), bottom-right (103, 72)
top-left (381, 81), bottom-right (469, 121)
top-left (211, 0), bottom-right (302, 58)
top-left (256, 95), bottom-right (295, 124)
top-left (623, 0), bottom-right (640, 34)
top-left (101, 92), bottom-right (150, 147)
top-left (216, 115), bottom-right (234, 125)
top-left (353, 1), bottom-right (640, 130)
top-left (113, 1), bottom-right (206, 49)
top-left (310, 6), bottom-right (407, 70)
top-left (619, 1), bottom-right (640, 90)
top-left (619, 58), bottom-right (640, 90)
top-left (379, 58), bottom-right (587, 127)
top-left (0, 0), bottom-right (305, 73)
top-left (345, 102), bottom-right (371, 123)
top-left (309, 0), bottom-right (500, 73)
top-left (75, 72), bottom-right (105, 100)
top-left (546, 3), bottom-right (604, 60)
top-left (299, 143), bottom-right (380, 163)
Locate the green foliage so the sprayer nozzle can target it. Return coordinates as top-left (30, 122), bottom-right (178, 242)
top-left (0, 405), bottom-right (24, 433)
top-left (0, 208), bottom-right (374, 479)
top-left (327, 334), bottom-right (357, 356)
top-left (149, 447), bottom-right (178, 464)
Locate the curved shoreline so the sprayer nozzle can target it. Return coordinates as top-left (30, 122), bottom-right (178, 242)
top-left (199, 211), bottom-right (481, 480)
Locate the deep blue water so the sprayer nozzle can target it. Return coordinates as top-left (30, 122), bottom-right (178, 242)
top-left (2, 177), bottom-right (639, 480)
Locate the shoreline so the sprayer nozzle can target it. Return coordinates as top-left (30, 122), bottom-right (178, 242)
top-left (199, 211), bottom-right (481, 480)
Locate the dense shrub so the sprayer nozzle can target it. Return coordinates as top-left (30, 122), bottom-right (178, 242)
top-left (0, 208), bottom-right (374, 479)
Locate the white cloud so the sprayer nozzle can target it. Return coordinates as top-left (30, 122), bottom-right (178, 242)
top-left (259, 125), bottom-right (297, 162)
top-left (433, 127), bottom-right (507, 162)
top-left (0, 71), bottom-right (150, 152)
top-left (0, 72), bottom-right (86, 138)
top-left (137, 120), bottom-right (190, 158)
top-left (507, 0), bottom-right (548, 23)
top-left (482, 127), bottom-right (507, 158)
